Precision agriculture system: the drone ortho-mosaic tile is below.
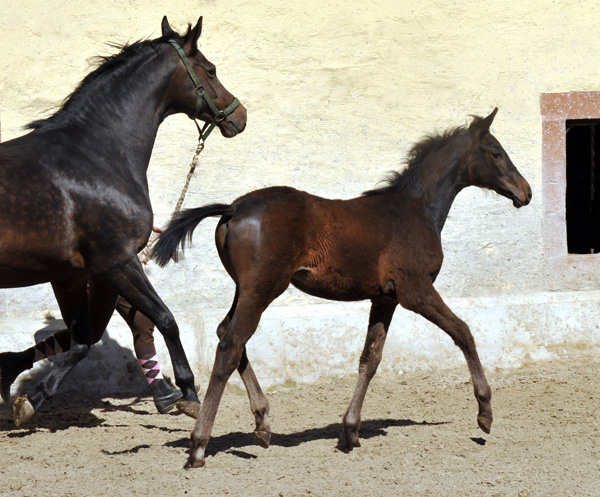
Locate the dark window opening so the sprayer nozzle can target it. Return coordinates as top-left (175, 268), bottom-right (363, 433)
top-left (566, 120), bottom-right (600, 254)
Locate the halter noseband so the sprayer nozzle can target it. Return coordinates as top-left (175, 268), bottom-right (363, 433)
top-left (168, 39), bottom-right (240, 142)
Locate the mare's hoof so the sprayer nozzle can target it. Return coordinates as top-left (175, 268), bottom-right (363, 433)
top-left (477, 415), bottom-right (492, 434)
top-left (150, 379), bottom-right (184, 414)
top-left (176, 400), bottom-right (201, 419)
top-left (13, 395), bottom-right (35, 428)
top-left (0, 352), bottom-right (19, 402)
top-left (254, 429), bottom-right (271, 449)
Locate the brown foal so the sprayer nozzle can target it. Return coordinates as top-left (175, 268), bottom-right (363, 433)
top-left (152, 108), bottom-right (532, 468)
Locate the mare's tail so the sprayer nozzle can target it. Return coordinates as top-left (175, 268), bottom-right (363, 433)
top-left (150, 203), bottom-right (233, 267)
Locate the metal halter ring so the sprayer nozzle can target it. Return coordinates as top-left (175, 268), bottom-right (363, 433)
top-left (214, 111), bottom-right (227, 123)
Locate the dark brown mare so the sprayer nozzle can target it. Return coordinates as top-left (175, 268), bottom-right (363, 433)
top-left (0, 17), bottom-right (246, 425)
top-left (152, 108), bottom-right (532, 468)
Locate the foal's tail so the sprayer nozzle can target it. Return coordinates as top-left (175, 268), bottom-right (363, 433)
top-left (150, 203), bottom-right (233, 267)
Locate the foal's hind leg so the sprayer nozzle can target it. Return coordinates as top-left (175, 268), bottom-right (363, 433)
top-left (216, 291), bottom-right (271, 448)
top-left (343, 300), bottom-right (396, 450)
top-left (238, 348), bottom-right (271, 447)
top-left (189, 294), bottom-right (271, 468)
top-left (407, 285), bottom-right (493, 434)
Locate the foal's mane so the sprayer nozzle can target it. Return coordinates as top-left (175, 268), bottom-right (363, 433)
top-left (363, 121), bottom-right (474, 196)
top-left (26, 25), bottom-right (196, 131)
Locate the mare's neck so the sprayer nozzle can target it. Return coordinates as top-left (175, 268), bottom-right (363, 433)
top-left (48, 44), bottom-right (176, 176)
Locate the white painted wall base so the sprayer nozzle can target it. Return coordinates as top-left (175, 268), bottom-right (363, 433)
top-left (1, 2), bottom-right (599, 401)
top-left (1, 289), bottom-right (598, 397)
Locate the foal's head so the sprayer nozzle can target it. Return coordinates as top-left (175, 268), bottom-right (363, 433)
top-left (464, 108), bottom-right (532, 207)
top-left (161, 17), bottom-right (247, 137)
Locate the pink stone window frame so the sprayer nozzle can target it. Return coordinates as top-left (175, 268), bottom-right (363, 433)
top-left (541, 92), bottom-right (600, 278)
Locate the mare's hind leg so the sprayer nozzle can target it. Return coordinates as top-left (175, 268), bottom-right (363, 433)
top-left (216, 290), bottom-right (271, 448)
top-left (0, 279), bottom-right (113, 405)
top-left (13, 279), bottom-right (117, 426)
top-left (104, 258), bottom-right (199, 413)
top-left (343, 300), bottom-right (396, 450)
top-left (406, 284), bottom-right (493, 434)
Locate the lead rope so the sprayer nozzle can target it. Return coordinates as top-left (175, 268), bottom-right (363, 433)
top-left (139, 127), bottom-right (205, 265)
top-left (139, 38), bottom-right (241, 266)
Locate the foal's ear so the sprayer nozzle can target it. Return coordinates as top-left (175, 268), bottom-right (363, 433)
top-left (161, 16), bottom-right (178, 38)
top-left (470, 107), bottom-right (499, 136)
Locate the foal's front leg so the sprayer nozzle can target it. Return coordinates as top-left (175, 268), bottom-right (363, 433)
top-left (343, 300), bottom-right (396, 450)
top-left (407, 285), bottom-right (493, 434)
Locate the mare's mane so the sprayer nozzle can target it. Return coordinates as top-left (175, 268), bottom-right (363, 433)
top-left (26, 25), bottom-right (196, 131)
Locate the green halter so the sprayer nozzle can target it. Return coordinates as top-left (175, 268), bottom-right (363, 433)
top-left (168, 39), bottom-right (240, 142)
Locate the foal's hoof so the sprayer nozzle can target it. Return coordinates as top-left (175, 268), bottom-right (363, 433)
top-left (184, 456), bottom-right (205, 469)
top-left (477, 415), bottom-right (493, 434)
top-left (13, 395), bottom-right (35, 428)
top-left (341, 428), bottom-right (361, 452)
top-left (254, 429), bottom-right (271, 449)
top-left (176, 400), bottom-right (201, 419)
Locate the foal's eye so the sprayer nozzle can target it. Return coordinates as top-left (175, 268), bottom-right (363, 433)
top-left (491, 152), bottom-right (501, 160)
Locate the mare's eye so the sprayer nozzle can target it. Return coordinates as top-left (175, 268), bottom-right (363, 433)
top-left (207, 67), bottom-right (216, 78)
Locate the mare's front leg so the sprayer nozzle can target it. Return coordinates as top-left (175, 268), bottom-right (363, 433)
top-left (105, 258), bottom-right (199, 414)
top-left (343, 300), bottom-right (396, 450)
top-left (404, 284), bottom-right (493, 434)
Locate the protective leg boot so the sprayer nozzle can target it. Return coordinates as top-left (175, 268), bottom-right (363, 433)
top-left (149, 378), bottom-right (184, 414)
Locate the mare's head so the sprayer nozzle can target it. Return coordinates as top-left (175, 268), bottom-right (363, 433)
top-left (464, 108), bottom-right (531, 208)
top-left (162, 17), bottom-right (246, 137)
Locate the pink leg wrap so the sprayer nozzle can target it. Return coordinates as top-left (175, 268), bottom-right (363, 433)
top-left (33, 334), bottom-right (66, 363)
top-left (138, 355), bottom-right (164, 384)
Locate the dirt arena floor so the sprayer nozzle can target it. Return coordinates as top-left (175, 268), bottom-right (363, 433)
top-left (1, 353), bottom-right (599, 497)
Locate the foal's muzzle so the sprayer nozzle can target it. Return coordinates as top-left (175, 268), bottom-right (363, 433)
top-left (511, 181), bottom-right (532, 208)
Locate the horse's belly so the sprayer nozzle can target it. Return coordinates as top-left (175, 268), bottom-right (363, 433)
top-left (291, 267), bottom-right (370, 302)
top-left (0, 264), bottom-right (82, 288)
top-left (0, 237), bottom-right (85, 288)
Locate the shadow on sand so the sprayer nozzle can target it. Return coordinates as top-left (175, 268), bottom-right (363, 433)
top-left (0, 391), bottom-right (158, 434)
top-left (165, 418), bottom-right (449, 458)
top-left (0, 316), bottom-right (157, 433)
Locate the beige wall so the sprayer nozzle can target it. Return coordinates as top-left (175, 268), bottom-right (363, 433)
top-left (1, 1), bottom-right (600, 388)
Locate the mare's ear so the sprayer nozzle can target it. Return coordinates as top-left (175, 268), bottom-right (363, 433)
top-left (186, 16), bottom-right (203, 54)
top-left (470, 107), bottom-right (498, 136)
top-left (161, 16), bottom-right (178, 38)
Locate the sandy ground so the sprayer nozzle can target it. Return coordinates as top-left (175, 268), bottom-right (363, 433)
top-left (1, 354), bottom-right (599, 497)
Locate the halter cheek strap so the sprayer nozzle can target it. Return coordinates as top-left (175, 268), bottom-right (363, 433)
top-left (168, 39), bottom-right (240, 142)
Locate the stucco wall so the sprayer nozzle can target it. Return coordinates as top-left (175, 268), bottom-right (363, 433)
top-left (1, 1), bottom-right (599, 392)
